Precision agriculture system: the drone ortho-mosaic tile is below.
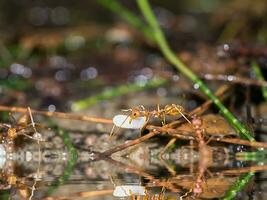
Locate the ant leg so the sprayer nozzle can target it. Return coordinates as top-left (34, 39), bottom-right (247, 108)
top-left (110, 114), bottom-right (130, 139)
top-left (26, 107), bottom-right (42, 164)
top-left (205, 136), bottom-right (214, 145)
top-left (158, 155), bottom-right (176, 176)
top-left (140, 114), bottom-right (150, 137)
top-left (0, 123), bottom-right (10, 129)
top-left (157, 104), bottom-right (166, 125)
top-left (159, 138), bottom-right (176, 158)
top-left (26, 123), bottom-right (46, 130)
top-left (145, 113), bottom-right (150, 123)
top-left (180, 189), bottom-right (192, 200)
top-left (8, 113), bottom-right (16, 125)
top-left (172, 104), bottom-right (191, 124)
top-left (109, 124), bottom-right (116, 137)
top-left (139, 105), bottom-right (146, 111)
top-left (162, 112), bottom-right (166, 125)
top-left (180, 140), bottom-right (197, 151)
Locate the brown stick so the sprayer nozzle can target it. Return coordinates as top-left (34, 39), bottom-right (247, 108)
top-left (147, 125), bottom-right (267, 148)
top-left (202, 73), bottom-right (267, 87)
top-left (99, 130), bottom-right (159, 157)
top-left (106, 158), bottom-right (181, 192)
top-left (42, 189), bottom-right (114, 200)
top-left (214, 137), bottom-right (267, 148)
top-left (0, 105), bottom-right (112, 124)
top-left (221, 164), bottom-right (267, 175)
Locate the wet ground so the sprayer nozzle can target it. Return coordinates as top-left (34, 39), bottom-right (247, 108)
top-left (1, 0), bottom-right (267, 199)
top-left (1, 87), bottom-right (267, 200)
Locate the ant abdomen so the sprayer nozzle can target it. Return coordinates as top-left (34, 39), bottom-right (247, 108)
top-left (164, 104), bottom-right (184, 116)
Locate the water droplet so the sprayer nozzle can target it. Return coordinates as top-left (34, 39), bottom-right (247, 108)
top-left (157, 87), bottom-right (167, 97)
top-left (194, 83), bottom-right (199, 89)
top-left (65, 35), bottom-right (86, 51)
top-left (227, 75), bottom-right (235, 81)
top-left (134, 75), bottom-right (148, 87)
top-left (223, 44), bottom-right (230, 51)
top-left (204, 74), bottom-right (212, 80)
top-left (172, 75), bottom-right (179, 81)
top-left (28, 7), bottom-right (49, 26)
top-left (48, 104), bottom-right (56, 112)
top-left (51, 7), bottom-right (69, 25)
top-left (49, 56), bottom-right (68, 68)
top-left (10, 63), bottom-right (24, 74)
top-left (55, 70), bottom-right (69, 81)
top-left (80, 67), bottom-right (98, 80)
top-left (141, 67), bottom-right (153, 79)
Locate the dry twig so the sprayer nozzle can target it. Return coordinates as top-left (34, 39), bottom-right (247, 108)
top-left (0, 105), bottom-right (112, 124)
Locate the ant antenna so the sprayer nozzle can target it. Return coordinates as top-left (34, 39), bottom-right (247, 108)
top-left (27, 107), bottom-right (44, 142)
top-left (27, 107), bottom-right (43, 170)
top-left (27, 107), bottom-right (37, 133)
top-left (121, 108), bottom-right (132, 112)
top-left (172, 104), bottom-right (191, 124)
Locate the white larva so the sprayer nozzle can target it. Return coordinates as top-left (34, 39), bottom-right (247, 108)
top-left (113, 185), bottom-right (146, 197)
top-left (112, 114), bottom-right (147, 129)
top-left (0, 144), bottom-right (6, 169)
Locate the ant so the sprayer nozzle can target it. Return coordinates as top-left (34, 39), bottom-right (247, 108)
top-left (110, 104), bottom-right (191, 137)
top-left (123, 104), bottom-right (191, 125)
top-left (0, 158), bottom-right (42, 199)
top-left (180, 115), bottom-right (209, 199)
top-left (0, 107), bottom-right (44, 153)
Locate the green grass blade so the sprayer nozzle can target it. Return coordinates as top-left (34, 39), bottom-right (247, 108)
top-left (45, 126), bottom-right (78, 195)
top-left (136, 0), bottom-right (255, 141)
top-left (222, 172), bottom-right (254, 200)
top-left (96, 0), bottom-right (154, 41)
top-left (71, 77), bottom-right (167, 111)
top-left (251, 60), bottom-right (267, 101)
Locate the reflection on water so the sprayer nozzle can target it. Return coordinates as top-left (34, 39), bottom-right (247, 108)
top-left (0, 128), bottom-right (266, 200)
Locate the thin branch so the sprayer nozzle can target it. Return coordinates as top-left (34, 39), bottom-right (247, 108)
top-left (107, 158), bottom-right (181, 192)
top-left (202, 73), bottom-right (267, 87)
top-left (147, 125), bottom-right (267, 148)
top-left (42, 189), bottom-right (114, 200)
top-left (0, 105), bottom-right (112, 124)
top-left (99, 130), bottom-right (159, 157)
top-left (222, 165), bottom-right (267, 175)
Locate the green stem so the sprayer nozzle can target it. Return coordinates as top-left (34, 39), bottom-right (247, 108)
top-left (96, 0), bottom-right (154, 41)
top-left (251, 60), bottom-right (267, 101)
top-left (136, 0), bottom-right (255, 141)
top-left (222, 172), bottom-right (254, 200)
top-left (236, 150), bottom-right (267, 161)
top-left (45, 126), bottom-right (78, 195)
top-left (71, 77), bottom-right (167, 111)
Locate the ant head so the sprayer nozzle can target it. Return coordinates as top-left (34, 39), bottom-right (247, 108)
top-left (130, 109), bottom-right (141, 119)
top-left (7, 128), bottom-right (17, 139)
top-left (7, 175), bottom-right (17, 185)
